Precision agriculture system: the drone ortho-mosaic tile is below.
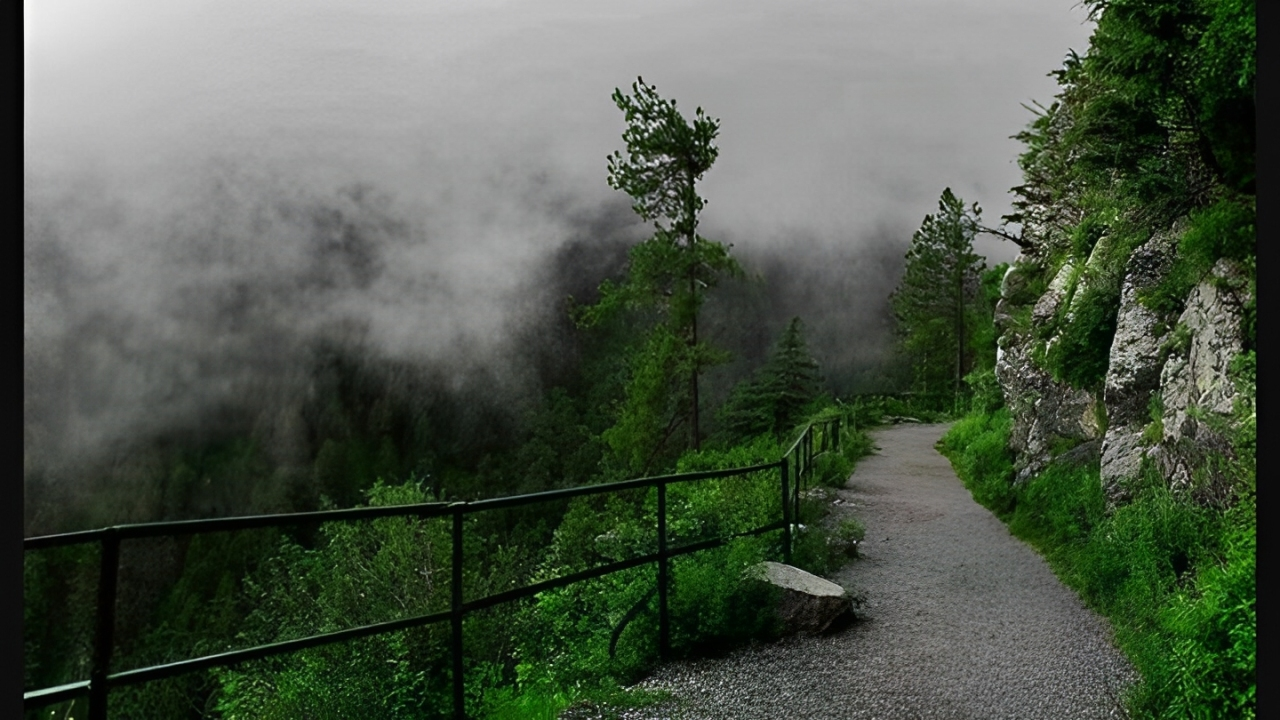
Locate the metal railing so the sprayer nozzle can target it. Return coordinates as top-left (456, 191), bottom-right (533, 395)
top-left (24, 418), bottom-right (842, 720)
top-left (784, 416), bottom-right (842, 526)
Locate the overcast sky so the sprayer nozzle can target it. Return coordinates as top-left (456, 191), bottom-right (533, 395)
top-left (26, 0), bottom-right (1095, 262)
top-left (25, 1), bottom-right (1098, 471)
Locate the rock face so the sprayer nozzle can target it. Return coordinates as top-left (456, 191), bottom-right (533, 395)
top-left (1032, 260), bottom-right (1075, 325)
top-left (745, 561), bottom-right (852, 634)
top-left (1150, 259), bottom-right (1251, 498)
top-left (995, 217), bottom-right (1251, 507)
top-left (1099, 232), bottom-right (1177, 501)
top-left (988, 270), bottom-right (1100, 481)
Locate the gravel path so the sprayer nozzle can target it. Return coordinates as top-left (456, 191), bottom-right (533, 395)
top-left (616, 423), bottom-right (1137, 719)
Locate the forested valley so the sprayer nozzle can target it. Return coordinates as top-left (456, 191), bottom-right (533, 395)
top-left (25, 79), bottom-right (912, 719)
top-left (25, 0), bottom-right (1254, 717)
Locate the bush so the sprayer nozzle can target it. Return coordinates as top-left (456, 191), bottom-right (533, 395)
top-left (963, 367), bottom-right (1003, 415)
top-left (941, 407), bottom-right (1255, 719)
top-left (939, 410), bottom-right (1016, 516)
top-left (214, 479), bottom-right (456, 718)
top-left (813, 452), bottom-right (853, 489)
top-left (1044, 281), bottom-right (1121, 390)
top-left (1142, 196), bottom-right (1256, 317)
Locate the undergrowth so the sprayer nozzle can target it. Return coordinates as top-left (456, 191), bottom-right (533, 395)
top-left (939, 412), bottom-right (1255, 719)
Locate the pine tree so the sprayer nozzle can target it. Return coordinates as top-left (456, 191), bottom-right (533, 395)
top-left (581, 77), bottom-right (740, 473)
top-left (890, 188), bottom-right (986, 410)
top-left (720, 317), bottom-right (822, 441)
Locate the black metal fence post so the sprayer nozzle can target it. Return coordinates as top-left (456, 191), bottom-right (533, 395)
top-left (657, 480), bottom-right (669, 660)
top-left (451, 504), bottom-right (465, 720)
top-left (88, 530), bottom-right (120, 720)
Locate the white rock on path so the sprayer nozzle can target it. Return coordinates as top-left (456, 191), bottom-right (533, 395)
top-left (745, 561), bottom-right (852, 634)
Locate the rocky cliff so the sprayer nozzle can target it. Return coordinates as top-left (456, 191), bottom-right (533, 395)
top-left (993, 226), bottom-right (1253, 506)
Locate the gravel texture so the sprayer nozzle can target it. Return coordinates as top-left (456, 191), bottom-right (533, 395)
top-left (586, 423), bottom-right (1137, 719)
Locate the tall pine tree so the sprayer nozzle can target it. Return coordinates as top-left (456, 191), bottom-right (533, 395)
top-left (890, 188), bottom-right (986, 410)
top-left (719, 317), bottom-right (822, 442)
top-left (579, 77), bottom-right (740, 474)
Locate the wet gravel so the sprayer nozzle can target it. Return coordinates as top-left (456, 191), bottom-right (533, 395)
top-left (583, 423), bottom-right (1137, 719)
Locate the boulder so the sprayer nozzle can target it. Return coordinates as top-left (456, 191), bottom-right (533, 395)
top-left (1099, 428), bottom-right (1149, 503)
top-left (996, 338), bottom-right (1100, 482)
top-left (1103, 232), bottom-right (1177, 428)
top-left (1160, 259), bottom-right (1250, 442)
top-left (1098, 232), bottom-right (1176, 499)
top-left (744, 561), bottom-right (853, 634)
top-left (1032, 260), bottom-right (1075, 325)
top-left (1054, 438), bottom-right (1102, 469)
top-left (1152, 259), bottom-right (1251, 497)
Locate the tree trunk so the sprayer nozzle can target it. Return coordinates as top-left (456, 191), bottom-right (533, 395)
top-left (955, 270), bottom-right (964, 414)
top-left (687, 166), bottom-right (700, 451)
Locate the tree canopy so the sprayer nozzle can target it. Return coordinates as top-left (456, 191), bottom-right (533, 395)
top-left (582, 77), bottom-right (740, 474)
top-left (890, 188), bottom-right (986, 407)
top-left (719, 317), bottom-right (823, 442)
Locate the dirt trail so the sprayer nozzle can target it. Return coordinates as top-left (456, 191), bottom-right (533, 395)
top-left (626, 422), bottom-right (1136, 719)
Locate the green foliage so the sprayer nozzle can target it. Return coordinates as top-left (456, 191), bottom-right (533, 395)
top-left (583, 77), bottom-right (742, 467)
top-left (835, 517), bottom-right (866, 549)
top-left (963, 367), bottom-right (1003, 415)
top-left (1044, 280), bottom-right (1121, 390)
top-left (1155, 502), bottom-right (1255, 719)
top-left (1005, 0), bottom-right (1255, 321)
top-left (109, 529), bottom-right (283, 718)
top-left (1141, 195), bottom-right (1255, 318)
top-left (599, 325), bottom-right (696, 477)
top-left (508, 387), bottom-right (606, 494)
top-left (891, 188), bottom-right (987, 404)
top-left (937, 409), bottom-right (1016, 516)
top-left (23, 545), bottom-right (97, 695)
top-left (1070, 213), bottom-right (1108, 258)
top-left (514, 436), bottom-right (788, 700)
top-left (1141, 392), bottom-right (1165, 446)
top-left (842, 393), bottom-right (953, 425)
top-left (1081, 0), bottom-right (1255, 194)
top-left (214, 479), bottom-right (457, 718)
top-left (813, 452), bottom-right (853, 489)
top-left (838, 424), bottom-right (877, 468)
top-left (941, 409), bottom-right (1255, 718)
top-left (718, 317), bottom-right (823, 443)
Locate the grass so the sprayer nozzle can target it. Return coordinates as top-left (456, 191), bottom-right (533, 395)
top-left (938, 411), bottom-right (1255, 718)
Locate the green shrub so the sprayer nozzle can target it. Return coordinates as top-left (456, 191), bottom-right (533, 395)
top-left (214, 478), bottom-right (457, 718)
top-left (813, 452), bottom-right (853, 488)
top-left (1154, 503), bottom-right (1255, 719)
top-left (963, 366), bottom-right (1003, 414)
top-left (840, 428), bottom-right (876, 468)
top-left (939, 410), bottom-right (1016, 516)
top-left (510, 437), bottom-right (795, 710)
top-left (1044, 281), bottom-right (1121, 390)
top-left (942, 406), bottom-right (1255, 719)
top-left (1142, 197), bottom-right (1255, 317)
top-left (1071, 214), bottom-right (1108, 258)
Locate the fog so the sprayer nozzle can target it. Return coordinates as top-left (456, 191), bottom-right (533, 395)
top-left (24, 0), bottom-right (1095, 523)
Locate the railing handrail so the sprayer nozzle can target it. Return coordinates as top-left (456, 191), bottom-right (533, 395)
top-left (24, 455), bottom-right (799, 719)
top-left (781, 417), bottom-right (842, 531)
top-left (23, 462), bottom-right (783, 550)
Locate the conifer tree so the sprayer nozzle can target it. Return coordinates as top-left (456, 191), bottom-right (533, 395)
top-left (890, 188), bottom-right (986, 410)
top-left (581, 77), bottom-right (740, 473)
top-left (720, 317), bottom-right (822, 441)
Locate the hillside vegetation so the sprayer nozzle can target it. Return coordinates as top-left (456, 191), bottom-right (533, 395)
top-left (927, 1), bottom-right (1255, 717)
top-left (24, 80), bottom-right (883, 719)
